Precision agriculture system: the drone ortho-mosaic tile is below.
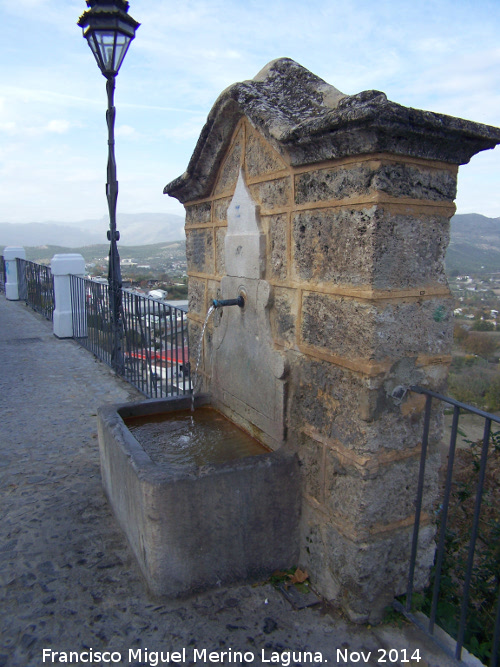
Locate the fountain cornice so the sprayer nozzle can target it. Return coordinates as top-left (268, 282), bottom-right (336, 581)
top-left (164, 57), bottom-right (500, 204)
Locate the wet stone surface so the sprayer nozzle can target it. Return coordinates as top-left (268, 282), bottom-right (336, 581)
top-left (0, 298), bottom-right (459, 667)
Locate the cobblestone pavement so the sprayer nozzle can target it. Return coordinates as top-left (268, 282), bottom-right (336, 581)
top-left (0, 297), bottom-right (462, 667)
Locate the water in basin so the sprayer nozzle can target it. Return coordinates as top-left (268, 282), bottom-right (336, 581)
top-left (124, 406), bottom-right (270, 468)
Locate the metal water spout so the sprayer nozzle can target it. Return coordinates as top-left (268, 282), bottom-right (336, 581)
top-left (191, 295), bottom-right (244, 411)
top-left (212, 296), bottom-right (244, 309)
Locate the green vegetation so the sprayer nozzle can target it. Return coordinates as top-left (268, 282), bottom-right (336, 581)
top-left (25, 241), bottom-right (188, 299)
top-left (450, 326), bottom-right (500, 411)
top-left (411, 430), bottom-right (500, 663)
top-left (473, 319), bottom-right (496, 332)
top-left (401, 294), bottom-right (500, 661)
top-left (166, 281), bottom-right (188, 300)
top-left (448, 360), bottom-right (500, 412)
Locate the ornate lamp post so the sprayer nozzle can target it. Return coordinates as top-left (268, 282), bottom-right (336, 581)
top-left (77, 0), bottom-right (139, 372)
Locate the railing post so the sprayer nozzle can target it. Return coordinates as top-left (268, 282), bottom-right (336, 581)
top-left (51, 254), bottom-right (85, 338)
top-left (3, 246), bottom-right (26, 301)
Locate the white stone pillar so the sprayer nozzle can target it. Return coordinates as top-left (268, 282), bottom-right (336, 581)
top-left (51, 254), bottom-right (86, 339)
top-left (4, 246), bottom-right (26, 301)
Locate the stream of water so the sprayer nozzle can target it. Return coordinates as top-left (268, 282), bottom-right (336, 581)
top-left (191, 305), bottom-right (215, 411)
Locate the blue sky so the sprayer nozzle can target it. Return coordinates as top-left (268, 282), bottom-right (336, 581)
top-left (1, 0), bottom-right (500, 225)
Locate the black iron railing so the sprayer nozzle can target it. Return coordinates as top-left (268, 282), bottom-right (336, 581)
top-left (0, 256), bottom-right (5, 293)
top-left (395, 386), bottom-right (500, 665)
top-left (69, 275), bottom-right (191, 398)
top-left (16, 258), bottom-right (54, 321)
top-left (70, 276), bottom-right (112, 364)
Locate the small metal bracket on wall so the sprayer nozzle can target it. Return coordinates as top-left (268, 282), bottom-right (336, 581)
top-left (391, 385), bottom-right (408, 405)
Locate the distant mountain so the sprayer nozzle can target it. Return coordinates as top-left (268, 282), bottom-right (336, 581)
top-left (25, 242), bottom-right (186, 265)
top-left (446, 213), bottom-right (500, 274)
top-left (0, 212), bottom-right (185, 247)
top-left (0, 221), bottom-right (101, 247)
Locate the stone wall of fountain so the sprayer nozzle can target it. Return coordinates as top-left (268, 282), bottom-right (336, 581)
top-left (164, 58), bottom-right (500, 621)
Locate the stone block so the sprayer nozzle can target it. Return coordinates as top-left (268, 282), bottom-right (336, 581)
top-left (299, 504), bottom-right (341, 602)
top-left (215, 227), bottom-right (226, 276)
top-left (289, 357), bottom-right (364, 448)
top-left (185, 201), bottom-right (211, 226)
top-left (299, 501), bottom-right (437, 622)
top-left (213, 129), bottom-right (243, 195)
top-left (187, 277), bottom-right (206, 316)
top-left (245, 126), bottom-right (287, 178)
top-left (371, 211), bottom-right (451, 290)
top-left (186, 228), bottom-right (214, 275)
top-left (294, 161), bottom-right (457, 205)
top-left (249, 176), bottom-right (291, 211)
top-left (297, 434), bottom-right (324, 503)
top-left (270, 287), bottom-right (297, 345)
top-left (295, 164), bottom-right (374, 204)
top-left (323, 449), bottom-right (440, 529)
top-left (289, 357), bottom-right (439, 454)
top-left (292, 207), bottom-right (450, 289)
top-left (300, 293), bottom-right (453, 361)
top-left (213, 197), bottom-right (232, 223)
top-left (267, 213), bottom-right (288, 281)
top-left (372, 162), bottom-right (457, 201)
top-left (320, 521), bottom-right (436, 623)
top-left (292, 207), bottom-right (374, 286)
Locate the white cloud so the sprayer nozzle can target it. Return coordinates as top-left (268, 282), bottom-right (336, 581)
top-left (0, 0), bottom-right (49, 9)
top-left (0, 118), bottom-right (72, 137)
top-left (160, 116), bottom-right (207, 142)
top-left (46, 119), bottom-right (71, 134)
top-left (0, 122), bottom-right (16, 134)
top-left (395, 47), bottom-right (500, 126)
top-left (116, 124), bottom-right (137, 137)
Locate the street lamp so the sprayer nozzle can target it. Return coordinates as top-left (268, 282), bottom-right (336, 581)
top-left (77, 0), bottom-right (140, 373)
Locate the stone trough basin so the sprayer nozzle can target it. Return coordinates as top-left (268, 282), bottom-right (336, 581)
top-left (97, 395), bottom-right (301, 597)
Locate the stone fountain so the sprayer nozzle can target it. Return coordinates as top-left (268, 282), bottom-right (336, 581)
top-left (99, 58), bottom-right (500, 622)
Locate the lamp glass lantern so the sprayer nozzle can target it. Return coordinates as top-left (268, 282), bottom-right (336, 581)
top-left (78, 1), bottom-right (140, 77)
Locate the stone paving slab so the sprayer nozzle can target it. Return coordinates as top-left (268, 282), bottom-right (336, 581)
top-left (0, 297), bottom-right (466, 667)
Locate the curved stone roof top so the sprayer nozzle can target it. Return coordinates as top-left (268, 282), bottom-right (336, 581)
top-left (164, 58), bottom-right (500, 204)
